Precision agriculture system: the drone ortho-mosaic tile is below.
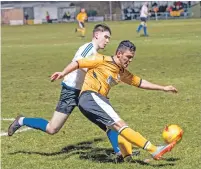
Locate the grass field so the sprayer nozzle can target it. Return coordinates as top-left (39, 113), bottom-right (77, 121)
top-left (1, 19), bottom-right (201, 169)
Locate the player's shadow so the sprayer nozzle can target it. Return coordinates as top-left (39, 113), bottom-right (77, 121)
top-left (10, 137), bottom-right (179, 166)
top-left (10, 138), bottom-right (115, 163)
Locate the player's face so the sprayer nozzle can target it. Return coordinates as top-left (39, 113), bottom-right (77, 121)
top-left (81, 8), bottom-right (85, 13)
top-left (118, 50), bottom-right (135, 68)
top-left (97, 31), bottom-right (111, 49)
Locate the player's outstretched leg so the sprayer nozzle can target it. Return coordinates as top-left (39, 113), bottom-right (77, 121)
top-left (118, 126), bottom-right (176, 160)
top-left (8, 115), bottom-right (49, 136)
top-left (8, 111), bottom-right (70, 136)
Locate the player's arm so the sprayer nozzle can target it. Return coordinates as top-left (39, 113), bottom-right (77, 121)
top-left (77, 57), bottom-right (102, 69)
top-left (84, 13), bottom-right (88, 21)
top-left (145, 10), bottom-right (150, 16)
top-left (120, 69), bottom-right (142, 87)
top-left (143, 6), bottom-right (150, 16)
top-left (50, 57), bottom-right (103, 82)
top-left (51, 61), bottom-right (78, 82)
top-left (120, 69), bottom-right (178, 93)
top-left (139, 80), bottom-right (178, 93)
top-left (76, 13), bottom-right (80, 22)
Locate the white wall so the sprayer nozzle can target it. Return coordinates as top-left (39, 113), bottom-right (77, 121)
top-left (34, 7), bottom-right (58, 20)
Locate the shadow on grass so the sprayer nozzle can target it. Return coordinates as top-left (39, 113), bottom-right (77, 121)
top-left (10, 138), bottom-right (104, 156)
top-left (10, 138), bottom-right (115, 163)
top-left (130, 159), bottom-right (178, 167)
top-left (9, 137), bottom-right (179, 166)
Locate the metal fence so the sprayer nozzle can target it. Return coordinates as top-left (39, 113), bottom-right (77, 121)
top-left (104, 11), bottom-right (192, 21)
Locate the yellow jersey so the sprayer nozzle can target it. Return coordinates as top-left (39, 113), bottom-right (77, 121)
top-left (76, 12), bottom-right (87, 23)
top-left (77, 55), bottom-right (142, 97)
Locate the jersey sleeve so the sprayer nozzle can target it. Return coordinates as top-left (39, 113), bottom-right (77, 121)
top-left (76, 13), bottom-right (80, 21)
top-left (77, 56), bottom-right (104, 69)
top-left (120, 69), bottom-right (142, 87)
top-left (72, 43), bottom-right (95, 62)
top-left (81, 43), bottom-right (95, 58)
top-left (84, 13), bottom-right (88, 20)
top-left (83, 46), bottom-right (96, 58)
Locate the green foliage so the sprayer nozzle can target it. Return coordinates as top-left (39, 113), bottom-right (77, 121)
top-left (1, 19), bottom-right (201, 169)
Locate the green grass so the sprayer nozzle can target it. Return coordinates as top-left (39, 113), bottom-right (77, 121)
top-left (2, 19), bottom-right (201, 169)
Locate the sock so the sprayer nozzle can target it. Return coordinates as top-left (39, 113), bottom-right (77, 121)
top-left (137, 24), bottom-right (143, 32)
top-left (23, 117), bottom-right (48, 132)
top-left (143, 26), bottom-right (147, 35)
top-left (118, 135), bottom-right (132, 158)
top-left (18, 117), bottom-right (25, 126)
top-left (81, 28), bottom-right (85, 37)
top-left (144, 141), bottom-right (157, 153)
top-left (77, 28), bottom-right (82, 32)
top-left (119, 127), bottom-right (157, 154)
top-left (106, 129), bottom-right (120, 154)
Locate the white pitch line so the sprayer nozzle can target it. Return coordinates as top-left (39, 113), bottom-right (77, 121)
top-left (1, 118), bottom-right (15, 121)
top-left (2, 42), bottom-right (79, 48)
top-left (1, 127), bottom-right (32, 137)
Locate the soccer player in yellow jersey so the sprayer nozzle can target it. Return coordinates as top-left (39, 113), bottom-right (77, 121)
top-left (51, 40), bottom-right (178, 161)
top-left (8, 24), bottom-right (128, 162)
top-left (75, 8), bottom-right (88, 37)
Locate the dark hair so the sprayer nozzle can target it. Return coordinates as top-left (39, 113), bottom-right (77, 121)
top-left (116, 40), bottom-right (136, 54)
top-left (93, 23), bottom-right (112, 35)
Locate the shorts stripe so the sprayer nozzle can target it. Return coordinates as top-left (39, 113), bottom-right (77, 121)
top-left (81, 43), bottom-right (93, 57)
top-left (79, 22), bottom-right (84, 28)
top-left (91, 93), bottom-right (120, 123)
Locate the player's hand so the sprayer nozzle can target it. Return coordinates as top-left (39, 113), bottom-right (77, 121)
top-left (50, 72), bottom-right (64, 82)
top-left (163, 85), bottom-right (178, 93)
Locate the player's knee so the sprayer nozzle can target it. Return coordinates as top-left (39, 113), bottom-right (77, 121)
top-left (46, 126), bottom-right (60, 135)
top-left (111, 120), bottom-right (128, 132)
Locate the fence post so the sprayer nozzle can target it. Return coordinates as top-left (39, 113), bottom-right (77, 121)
top-left (109, 1), bottom-right (112, 21)
top-left (155, 12), bottom-right (158, 21)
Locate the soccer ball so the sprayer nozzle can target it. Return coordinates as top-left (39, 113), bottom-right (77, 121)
top-left (162, 124), bottom-right (183, 143)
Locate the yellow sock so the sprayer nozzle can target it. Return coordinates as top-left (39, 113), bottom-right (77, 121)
top-left (77, 28), bottom-right (82, 32)
top-left (120, 127), bottom-right (157, 153)
top-left (146, 142), bottom-right (157, 153)
top-left (118, 135), bottom-right (132, 158)
top-left (81, 28), bottom-right (85, 36)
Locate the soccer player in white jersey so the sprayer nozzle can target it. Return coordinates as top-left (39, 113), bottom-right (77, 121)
top-left (136, 2), bottom-right (150, 36)
top-left (8, 24), bottom-right (123, 160)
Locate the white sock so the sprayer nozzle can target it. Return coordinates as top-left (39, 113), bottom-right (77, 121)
top-left (18, 117), bottom-right (25, 126)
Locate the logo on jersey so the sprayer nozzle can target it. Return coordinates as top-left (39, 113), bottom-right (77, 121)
top-left (107, 75), bottom-right (120, 87)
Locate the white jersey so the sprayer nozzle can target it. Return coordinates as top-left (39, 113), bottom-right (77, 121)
top-left (140, 5), bottom-right (148, 18)
top-left (62, 42), bottom-right (97, 90)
